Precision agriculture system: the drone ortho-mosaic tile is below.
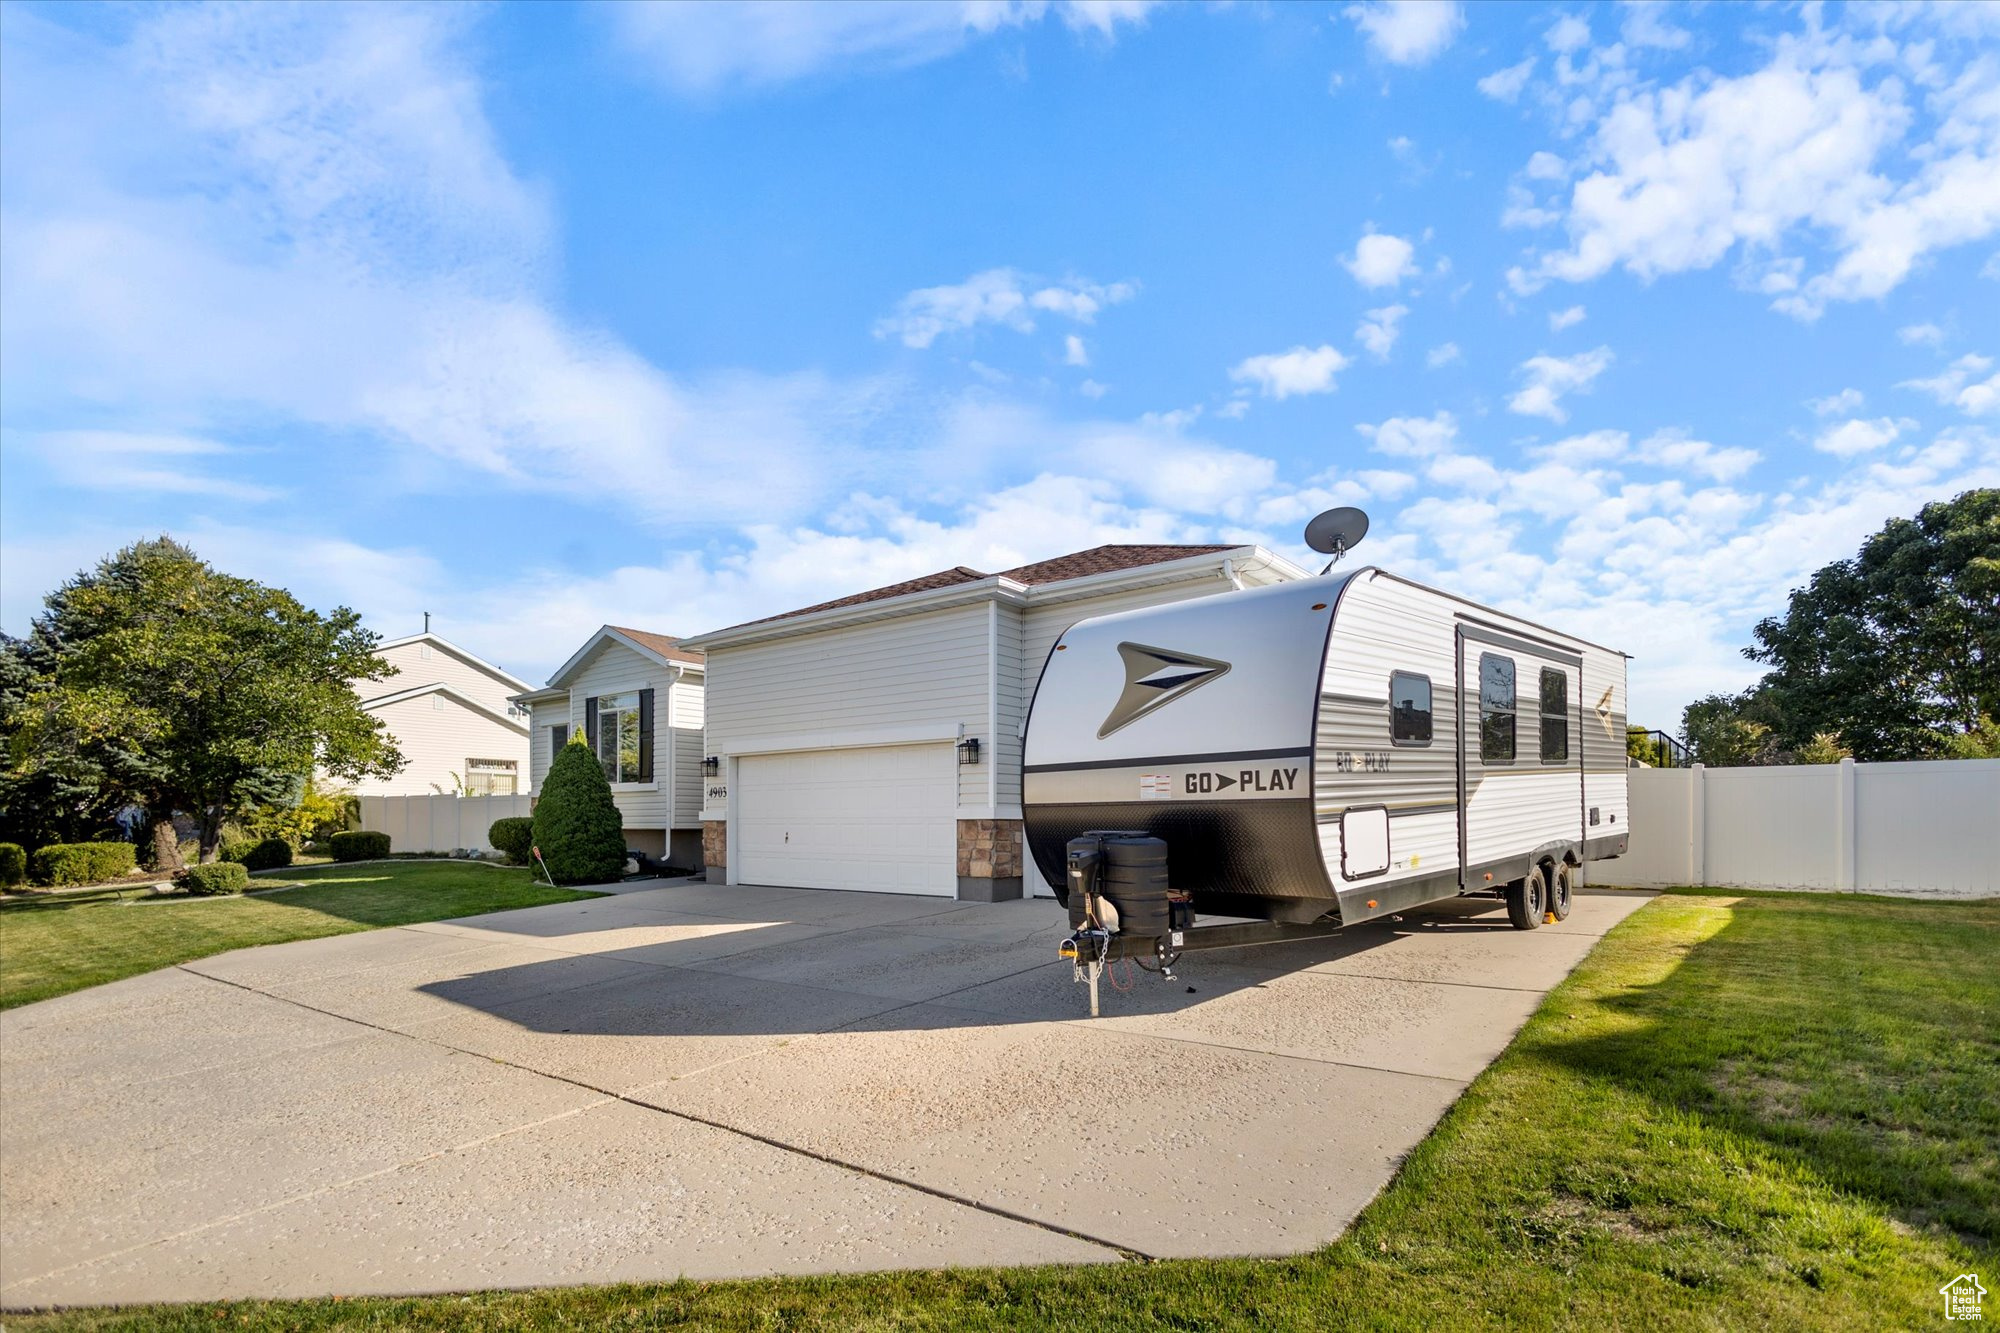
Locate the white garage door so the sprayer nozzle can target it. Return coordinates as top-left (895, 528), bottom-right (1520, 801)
top-left (736, 743), bottom-right (958, 895)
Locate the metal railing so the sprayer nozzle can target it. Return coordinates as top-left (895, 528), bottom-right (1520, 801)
top-left (1627, 728), bottom-right (1693, 769)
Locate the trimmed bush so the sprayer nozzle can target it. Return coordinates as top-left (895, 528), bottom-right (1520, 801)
top-left (29, 841), bottom-right (137, 888)
top-left (488, 816), bottom-right (535, 866)
top-left (228, 836), bottom-right (292, 868)
top-left (532, 739), bottom-right (627, 885)
top-left (329, 830), bottom-right (391, 862)
top-left (220, 838), bottom-right (258, 865)
top-left (0, 842), bottom-right (26, 887)
top-left (177, 862), bottom-right (250, 896)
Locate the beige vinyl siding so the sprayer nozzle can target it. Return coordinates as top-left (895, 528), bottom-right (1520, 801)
top-left (528, 700), bottom-right (570, 795)
top-left (374, 640), bottom-right (522, 717)
top-left (992, 605), bottom-right (1026, 810)
top-left (355, 694), bottom-right (528, 797)
top-left (669, 673), bottom-right (705, 829)
top-left (563, 641), bottom-right (674, 831)
top-left (704, 603), bottom-right (992, 810)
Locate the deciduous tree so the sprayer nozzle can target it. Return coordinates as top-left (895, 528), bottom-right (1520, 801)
top-left (1, 539), bottom-right (403, 864)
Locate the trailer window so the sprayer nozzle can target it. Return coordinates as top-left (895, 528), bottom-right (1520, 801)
top-left (1389, 672), bottom-right (1432, 746)
top-left (1540, 668), bottom-right (1570, 763)
top-left (1479, 653), bottom-right (1515, 763)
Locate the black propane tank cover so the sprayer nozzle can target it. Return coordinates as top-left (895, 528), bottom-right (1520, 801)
top-left (1101, 832), bottom-right (1170, 937)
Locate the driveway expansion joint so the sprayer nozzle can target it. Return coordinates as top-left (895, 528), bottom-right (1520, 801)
top-left (172, 964), bottom-right (1147, 1264)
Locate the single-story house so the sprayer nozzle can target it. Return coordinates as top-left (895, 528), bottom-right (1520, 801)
top-left (510, 626), bottom-right (707, 867)
top-left (678, 544), bottom-right (1309, 901)
top-left (354, 633), bottom-right (532, 797)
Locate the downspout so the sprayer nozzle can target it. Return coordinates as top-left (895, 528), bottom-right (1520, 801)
top-left (987, 601), bottom-right (999, 815)
top-left (1222, 557), bottom-right (1244, 591)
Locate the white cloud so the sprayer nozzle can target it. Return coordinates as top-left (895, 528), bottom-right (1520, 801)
top-left (1897, 322), bottom-right (1946, 348)
top-left (607, 0), bottom-right (1161, 95)
top-left (1229, 345), bottom-right (1351, 399)
top-left (1807, 388), bottom-right (1865, 415)
top-left (1813, 416), bottom-right (1916, 456)
top-left (27, 431), bottom-right (286, 503)
top-left (1621, 3), bottom-right (1690, 51)
top-left (1544, 14), bottom-right (1591, 54)
top-left (1426, 341), bottom-right (1462, 368)
top-left (1478, 58), bottom-right (1536, 103)
top-left (1524, 151), bottom-right (1568, 182)
top-left (1358, 411), bottom-right (1459, 458)
top-left (1508, 346), bottom-right (1613, 421)
top-left (1355, 304), bottom-right (1408, 360)
top-left (0, 4), bottom-right (892, 529)
top-left (1633, 430), bottom-right (1760, 482)
top-left (1064, 333), bottom-right (1090, 367)
top-left (1343, 231), bottom-right (1418, 288)
top-left (1900, 353), bottom-right (2000, 416)
top-left (1548, 304), bottom-right (1587, 331)
top-left (1508, 27), bottom-right (2000, 318)
top-left (873, 269), bottom-right (1135, 348)
top-left (1078, 378), bottom-right (1109, 399)
top-left (1342, 1), bottom-right (1463, 66)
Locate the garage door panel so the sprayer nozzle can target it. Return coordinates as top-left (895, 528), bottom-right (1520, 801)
top-left (737, 744), bottom-right (957, 895)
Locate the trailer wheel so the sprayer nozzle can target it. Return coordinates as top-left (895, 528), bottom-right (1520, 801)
top-left (1506, 865), bottom-right (1547, 930)
top-left (1548, 861), bottom-right (1574, 921)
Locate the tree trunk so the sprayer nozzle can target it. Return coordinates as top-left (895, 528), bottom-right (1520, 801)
top-left (145, 818), bottom-right (185, 875)
top-left (198, 807), bottom-right (224, 864)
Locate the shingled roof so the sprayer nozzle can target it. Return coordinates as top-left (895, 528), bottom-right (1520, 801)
top-left (610, 626), bottom-right (704, 664)
top-left (735, 544), bottom-right (1240, 630)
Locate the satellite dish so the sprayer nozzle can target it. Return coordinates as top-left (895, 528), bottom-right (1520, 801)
top-left (1304, 506), bottom-right (1370, 573)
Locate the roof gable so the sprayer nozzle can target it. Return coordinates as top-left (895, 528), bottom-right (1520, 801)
top-left (373, 633), bottom-right (530, 692)
top-left (545, 624), bottom-right (704, 690)
top-left (724, 546), bottom-right (1240, 632)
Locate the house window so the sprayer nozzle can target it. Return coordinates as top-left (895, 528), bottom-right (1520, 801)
top-left (1540, 667), bottom-right (1570, 764)
top-left (465, 758), bottom-right (518, 796)
top-left (1479, 653), bottom-right (1516, 764)
top-left (595, 691), bottom-right (644, 783)
top-left (1389, 671), bottom-right (1432, 746)
top-left (550, 723), bottom-right (568, 756)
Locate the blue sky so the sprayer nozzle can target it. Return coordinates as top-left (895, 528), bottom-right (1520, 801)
top-left (2, 0), bottom-right (1996, 728)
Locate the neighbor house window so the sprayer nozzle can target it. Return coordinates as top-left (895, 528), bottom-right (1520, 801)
top-left (1389, 671), bottom-right (1432, 746)
top-left (1540, 668), bottom-right (1570, 764)
top-left (1479, 653), bottom-right (1516, 764)
top-left (465, 758), bottom-right (518, 797)
top-left (587, 689), bottom-right (653, 784)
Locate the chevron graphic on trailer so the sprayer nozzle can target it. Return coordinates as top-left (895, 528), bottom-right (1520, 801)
top-left (1098, 642), bottom-right (1232, 738)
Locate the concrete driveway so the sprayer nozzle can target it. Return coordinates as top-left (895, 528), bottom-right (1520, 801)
top-left (0, 880), bottom-right (1651, 1306)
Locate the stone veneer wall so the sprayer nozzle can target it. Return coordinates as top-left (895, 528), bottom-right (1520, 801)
top-left (956, 818), bottom-right (1023, 902)
top-left (701, 820), bottom-right (727, 884)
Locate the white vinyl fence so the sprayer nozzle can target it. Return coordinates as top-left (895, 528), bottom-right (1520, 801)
top-left (1605, 758), bottom-right (1999, 899)
top-left (359, 793), bottom-right (531, 855)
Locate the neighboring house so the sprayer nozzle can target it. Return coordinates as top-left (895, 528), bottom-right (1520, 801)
top-left (679, 544), bottom-right (1309, 902)
top-left (354, 633), bottom-right (532, 797)
top-left (510, 626), bottom-right (707, 867)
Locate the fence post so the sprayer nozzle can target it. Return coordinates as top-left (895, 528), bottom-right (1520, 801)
top-left (1836, 757), bottom-right (1856, 892)
top-left (1689, 764), bottom-right (1706, 888)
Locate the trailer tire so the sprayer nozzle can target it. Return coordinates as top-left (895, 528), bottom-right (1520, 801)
top-left (1506, 865), bottom-right (1547, 931)
top-left (1548, 861), bottom-right (1574, 921)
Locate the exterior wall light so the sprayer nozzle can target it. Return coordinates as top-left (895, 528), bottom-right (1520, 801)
top-left (957, 736), bottom-right (981, 765)
top-left (702, 755), bottom-right (721, 775)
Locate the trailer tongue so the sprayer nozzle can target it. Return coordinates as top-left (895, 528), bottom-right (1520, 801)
top-left (1056, 830), bottom-right (1346, 1016)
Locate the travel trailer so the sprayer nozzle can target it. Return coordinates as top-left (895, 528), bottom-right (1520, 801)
top-left (1022, 512), bottom-right (1629, 1011)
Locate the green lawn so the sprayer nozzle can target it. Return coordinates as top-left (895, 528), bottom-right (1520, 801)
top-left (10, 889), bottom-right (1996, 1330)
top-left (0, 862), bottom-right (601, 1010)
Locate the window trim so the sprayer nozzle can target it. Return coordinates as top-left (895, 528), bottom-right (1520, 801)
top-left (1388, 670), bottom-right (1433, 748)
top-left (1478, 651), bottom-right (1517, 765)
top-left (1538, 666), bottom-right (1570, 765)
